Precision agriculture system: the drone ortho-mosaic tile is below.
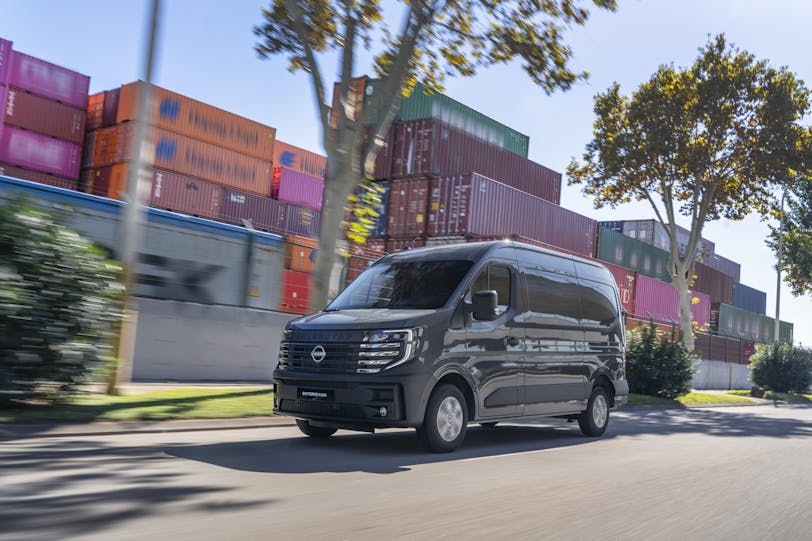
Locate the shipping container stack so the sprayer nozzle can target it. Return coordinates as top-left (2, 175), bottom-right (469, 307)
top-left (342, 77), bottom-right (602, 285)
top-left (79, 81), bottom-right (332, 314)
top-left (596, 220), bottom-right (794, 354)
top-left (0, 38), bottom-right (89, 191)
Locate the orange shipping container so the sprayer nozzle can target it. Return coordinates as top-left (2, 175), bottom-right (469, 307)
top-left (116, 82), bottom-right (276, 160)
top-left (286, 234), bottom-right (319, 273)
top-left (88, 123), bottom-right (273, 196)
top-left (273, 140), bottom-right (327, 178)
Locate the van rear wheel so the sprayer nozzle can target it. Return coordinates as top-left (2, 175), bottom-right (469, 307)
top-left (296, 419), bottom-right (337, 438)
top-left (418, 384), bottom-right (468, 453)
top-left (578, 387), bottom-right (610, 437)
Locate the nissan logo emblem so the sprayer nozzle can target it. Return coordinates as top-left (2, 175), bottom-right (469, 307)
top-left (311, 345), bottom-right (326, 363)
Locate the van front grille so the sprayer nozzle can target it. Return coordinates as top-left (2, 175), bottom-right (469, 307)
top-left (278, 329), bottom-right (407, 375)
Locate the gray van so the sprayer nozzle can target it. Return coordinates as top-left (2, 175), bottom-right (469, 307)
top-left (273, 241), bottom-right (628, 452)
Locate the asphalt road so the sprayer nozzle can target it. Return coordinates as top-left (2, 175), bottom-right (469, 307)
top-left (2, 404), bottom-right (811, 541)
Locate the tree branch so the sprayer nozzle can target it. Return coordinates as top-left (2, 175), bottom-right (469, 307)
top-left (285, 0), bottom-right (331, 147)
top-left (335, 6), bottom-right (359, 143)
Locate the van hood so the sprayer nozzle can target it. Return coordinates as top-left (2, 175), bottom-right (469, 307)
top-left (290, 308), bottom-right (442, 330)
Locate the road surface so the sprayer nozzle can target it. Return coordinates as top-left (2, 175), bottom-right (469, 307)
top-left (2, 404), bottom-right (811, 540)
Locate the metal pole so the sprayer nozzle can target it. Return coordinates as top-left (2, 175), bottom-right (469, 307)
top-left (114, 0), bottom-right (162, 390)
top-left (774, 190), bottom-right (785, 343)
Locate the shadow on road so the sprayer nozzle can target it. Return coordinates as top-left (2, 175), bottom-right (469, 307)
top-left (168, 424), bottom-right (602, 475)
top-left (0, 439), bottom-right (274, 538)
top-left (611, 405), bottom-right (812, 439)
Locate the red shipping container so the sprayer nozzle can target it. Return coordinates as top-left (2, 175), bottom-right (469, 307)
top-left (428, 173), bottom-right (596, 257)
top-left (602, 262), bottom-right (637, 316)
top-left (84, 165), bottom-right (112, 197)
top-left (86, 92), bottom-right (104, 131)
top-left (272, 166), bottom-right (324, 211)
top-left (634, 274), bottom-right (711, 328)
top-left (364, 238), bottom-right (387, 254)
top-left (388, 119), bottom-right (561, 204)
top-left (82, 130), bottom-right (97, 168)
top-left (220, 189), bottom-right (287, 234)
top-left (273, 140), bottom-right (326, 178)
top-left (0, 124), bottom-right (80, 178)
top-left (387, 177), bottom-right (430, 237)
top-left (693, 260), bottom-right (734, 305)
top-left (104, 165), bottom-right (223, 220)
top-left (2, 49), bottom-right (89, 110)
top-left (116, 82), bottom-right (276, 160)
top-left (0, 162), bottom-right (77, 191)
top-left (89, 123), bottom-right (273, 196)
top-left (2, 85), bottom-right (85, 143)
top-left (281, 269), bottom-right (311, 314)
top-left (386, 237), bottom-right (426, 252)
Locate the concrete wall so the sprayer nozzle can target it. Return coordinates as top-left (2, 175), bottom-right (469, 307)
top-left (692, 359), bottom-right (753, 390)
top-left (132, 298), bottom-right (297, 381)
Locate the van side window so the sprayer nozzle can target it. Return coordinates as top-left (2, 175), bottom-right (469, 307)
top-left (579, 280), bottom-right (619, 326)
top-left (524, 269), bottom-right (581, 325)
top-left (471, 265), bottom-right (511, 315)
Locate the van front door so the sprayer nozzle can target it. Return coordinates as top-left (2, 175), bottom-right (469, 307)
top-left (465, 262), bottom-right (524, 419)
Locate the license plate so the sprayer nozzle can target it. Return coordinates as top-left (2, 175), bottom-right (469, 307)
top-left (298, 388), bottom-right (334, 400)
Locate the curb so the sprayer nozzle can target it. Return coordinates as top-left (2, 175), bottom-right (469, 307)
top-left (0, 416), bottom-right (296, 440)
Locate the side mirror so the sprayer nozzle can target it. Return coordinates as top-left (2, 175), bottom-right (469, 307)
top-left (472, 290), bottom-right (499, 321)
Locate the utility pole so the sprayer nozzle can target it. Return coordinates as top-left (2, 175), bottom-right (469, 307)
top-left (112, 0), bottom-right (163, 392)
top-left (774, 189), bottom-right (785, 344)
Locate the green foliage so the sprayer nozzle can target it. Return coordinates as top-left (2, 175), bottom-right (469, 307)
top-left (749, 342), bottom-right (812, 394)
top-left (626, 322), bottom-right (696, 399)
top-left (569, 34), bottom-right (812, 347)
top-left (770, 180), bottom-right (812, 296)
top-left (0, 198), bottom-right (123, 405)
top-left (345, 178), bottom-right (385, 245)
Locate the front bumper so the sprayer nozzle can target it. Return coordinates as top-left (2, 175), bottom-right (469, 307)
top-left (273, 369), bottom-right (429, 428)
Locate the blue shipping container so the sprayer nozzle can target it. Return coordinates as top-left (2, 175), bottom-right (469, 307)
top-left (733, 282), bottom-right (767, 315)
top-left (372, 181), bottom-right (390, 237)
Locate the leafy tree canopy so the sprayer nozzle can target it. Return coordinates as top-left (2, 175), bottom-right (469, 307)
top-left (771, 180), bottom-right (812, 296)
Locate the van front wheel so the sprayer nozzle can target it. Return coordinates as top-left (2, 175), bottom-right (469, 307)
top-left (578, 387), bottom-right (610, 437)
top-left (418, 384), bottom-right (468, 453)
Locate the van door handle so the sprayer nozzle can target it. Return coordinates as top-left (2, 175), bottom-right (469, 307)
top-left (506, 336), bottom-right (520, 347)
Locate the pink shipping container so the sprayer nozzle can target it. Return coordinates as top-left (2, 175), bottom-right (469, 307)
top-left (220, 189), bottom-right (287, 234)
top-left (147, 168), bottom-right (223, 220)
top-left (2, 85), bottom-right (85, 143)
top-left (387, 177), bottom-right (430, 237)
top-left (0, 124), bottom-right (80, 178)
top-left (387, 119), bottom-right (561, 204)
top-left (1, 48), bottom-right (89, 109)
top-left (0, 162), bottom-right (77, 191)
top-left (273, 140), bottom-right (327, 178)
top-left (427, 173), bottom-right (596, 257)
top-left (0, 39), bottom-right (11, 83)
top-left (633, 274), bottom-right (711, 328)
top-left (602, 262), bottom-right (636, 316)
top-left (272, 166), bottom-right (324, 211)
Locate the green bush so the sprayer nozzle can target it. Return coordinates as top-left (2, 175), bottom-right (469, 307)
top-left (626, 322), bottom-right (696, 399)
top-left (749, 342), bottom-right (812, 393)
top-left (0, 198), bottom-right (123, 405)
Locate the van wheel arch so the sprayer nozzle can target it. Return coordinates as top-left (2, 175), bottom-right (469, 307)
top-left (590, 374), bottom-right (616, 407)
top-left (420, 371), bottom-right (477, 423)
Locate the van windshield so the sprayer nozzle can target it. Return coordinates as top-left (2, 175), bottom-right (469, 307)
top-left (328, 260), bottom-right (473, 310)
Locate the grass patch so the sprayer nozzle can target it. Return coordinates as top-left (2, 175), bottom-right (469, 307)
top-left (0, 388), bottom-right (274, 423)
top-left (727, 390), bottom-right (812, 403)
top-left (675, 392), bottom-right (753, 406)
top-left (626, 393), bottom-right (680, 407)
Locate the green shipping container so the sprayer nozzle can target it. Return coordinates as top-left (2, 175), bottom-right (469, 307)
top-left (761, 316), bottom-right (794, 344)
top-left (596, 227), bottom-right (671, 282)
top-left (363, 80), bottom-right (530, 158)
top-left (716, 304), bottom-right (765, 342)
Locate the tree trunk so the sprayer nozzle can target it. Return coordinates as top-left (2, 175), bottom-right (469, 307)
top-left (310, 157), bottom-right (357, 312)
top-left (672, 272), bottom-right (696, 351)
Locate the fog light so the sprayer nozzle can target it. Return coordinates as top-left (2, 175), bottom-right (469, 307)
top-left (379, 407), bottom-right (388, 417)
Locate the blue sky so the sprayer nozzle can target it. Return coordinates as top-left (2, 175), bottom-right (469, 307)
top-left (3, 0), bottom-right (810, 345)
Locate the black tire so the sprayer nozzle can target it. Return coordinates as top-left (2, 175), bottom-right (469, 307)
top-left (417, 384), bottom-right (468, 453)
top-left (296, 419), bottom-right (337, 438)
top-left (578, 386), bottom-right (610, 437)
top-left (480, 422), bottom-right (499, 428)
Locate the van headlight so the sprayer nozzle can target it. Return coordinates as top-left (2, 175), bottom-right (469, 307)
top-left (358, 327), bottom-right (423, 374)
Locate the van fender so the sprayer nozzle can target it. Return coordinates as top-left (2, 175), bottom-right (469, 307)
top-left (418, 364), bottom-right (479, 422)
